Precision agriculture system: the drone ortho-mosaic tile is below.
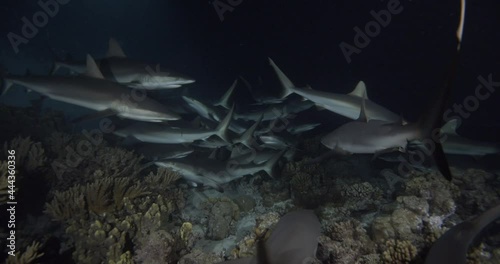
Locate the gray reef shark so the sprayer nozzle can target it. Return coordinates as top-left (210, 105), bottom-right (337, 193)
top-left (269, 58), bottom-right (401, 123)
top-left (2, 55), bottom-right (180, 122)
top-left (134, 143), bottom-right (194, 160)
top-left (319, 0), bottom-right (466, 181)
top-left (52, 38), bottom-right (195, 89)
top-left (219, 210), bottom-right (321, 264)
top-left (425, 203), bottom-right (500, 264)
top-left (155, 149), bottom-right (284, 191)
top-left (114, 105), bottom-right (234, 144)
top-left (235, 99), bottom-right (314, 122)
top-left (439, 119), bottom-right (500, 157)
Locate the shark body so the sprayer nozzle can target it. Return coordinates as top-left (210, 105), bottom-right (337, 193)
top-left (52, 38), bottom-right (195, 89)
top-left (425, 204), bottom-right (500, 264)
top-left (3, 55), bottom-right (180, 122)
top-left (155, 149), bottom-right (284, 191)
top-left (114, 106), bottom-right (234, 144)
top-left (269, 58), bottom-right (401, 123)
top-left (219, 210), bottom-right (321, 264)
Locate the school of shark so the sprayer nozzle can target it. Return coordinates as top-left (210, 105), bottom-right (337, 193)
top-left (1, 0), bottom-right (500, 263)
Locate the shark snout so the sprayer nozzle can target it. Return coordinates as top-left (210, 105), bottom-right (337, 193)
top-left (175, 75), bottom-right (195, 84)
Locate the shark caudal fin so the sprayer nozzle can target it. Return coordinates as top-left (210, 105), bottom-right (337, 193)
top-left (268, 58), bottom-right (296, 98)
top-left (416, 0), bottom-right (466, 181)
top-left (215, 104), bottom-right (235, 143)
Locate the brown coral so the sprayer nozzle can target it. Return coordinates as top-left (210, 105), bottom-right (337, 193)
top-left (381, 239), bottom-right (417, 264)
top-left (6, 241), bottom-right (44, 264)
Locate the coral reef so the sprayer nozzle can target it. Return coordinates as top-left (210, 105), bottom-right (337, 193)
top-left (380, 239), bottom-right (418, 264)
top-left (177, 249), bottom-right (224, 264)
top-left (3, 99), bottom-right (499, 264)
top-left (202, 197), bottom-right (240, 240)
top-left (232, 195), bottom-right (257, 213)
top-left (340, 181), bottom-right (383, 213)
top-left (0, 160), bottom-right (11, 205)
top-left (2, 136), bottom-right (47, 173)
top-left (229, 211), bottom-right (280, 260)
top-left (317, 219), bottom-right (376, 264)
top-left (134, 230), bottom-right (177, 264)
top-left (281, 159), bottom-right (335, 207)
top-left (6, 241), bottom-right (44, 264)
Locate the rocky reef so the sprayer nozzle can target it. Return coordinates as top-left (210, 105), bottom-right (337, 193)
top-left (1, 105), bottom-right (499, 264)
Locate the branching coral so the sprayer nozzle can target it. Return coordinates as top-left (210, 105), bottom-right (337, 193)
top-left (143, 167), bottom-right (181, 192)
top-left (2, 136), bottom-right (47, 173)
top-left (380, 239), bottom-right (417, 264)
top-left (45, 177), bottom-right (148, 221)
top-left (44, 132), bottom-right (73, 157)
top-left (6, 241), bottom-right (44, 264)
top-left (50, 144), bottom-right (143, 188)
top-left (282, 159), bottom-right (334, 207)
top-left (45, 185), bottom-right (87, 222)
top-left (0, 160), bottom-right (10, 205)
top-left (317, 219), bottom-right (376, 264)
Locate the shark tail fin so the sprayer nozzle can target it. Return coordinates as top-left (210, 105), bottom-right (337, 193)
top-left (415, 0), bottom-right (465, 181)
top-left (268, 58), bottom-right (295, 98)
top-left (262, 149), bottom-right (286, 178)
top-left (215, 104), bottom-right (235, 143)
top-left (214, 79), bottom-right (237, 109)
top-left (237, 114), bottom-right (263, 148)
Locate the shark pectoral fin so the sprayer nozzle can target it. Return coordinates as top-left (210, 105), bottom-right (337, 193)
top-left (373, 147), bottom-right (405, 161)
top-left (71, 109), bottom-right (117, 123)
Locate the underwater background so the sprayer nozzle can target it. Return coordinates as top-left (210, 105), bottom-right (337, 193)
top-left (0, 0), bottom-right (499, 263)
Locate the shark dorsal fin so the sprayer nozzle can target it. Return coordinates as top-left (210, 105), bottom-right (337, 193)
top-left (107, 38), bottom-right (127, 58)
top-left (349, 81), bottom-right (369, 99)
top-left (441, 119), bottom-right (459, 135)
top-left (357, 90), bottom-right (369, 122)
top-left (85, 54), bottom-right (105, 79)
top-left (208, 149), bottom-right (217, 160)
